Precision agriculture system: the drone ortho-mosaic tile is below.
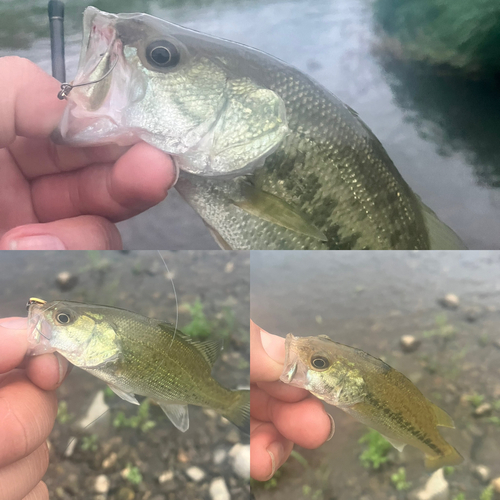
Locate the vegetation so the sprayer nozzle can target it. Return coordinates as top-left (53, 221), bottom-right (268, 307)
top-left (358, 430), bottom-right (392, 469)
top-left (123, 464), bottom-right (143, 485)
top-left (390, 467), bottom-right (412, 491)
top-left (452, 494), bottom-right (466, 500)
top-left (373, 0), bottom-right (500, 76)
top-left (80, 434), bottom-right (99, 452)
top-left (423, 313), bottom-right (455, 339)
top-left (56, 401), bottom-right (73, 424)
top-left (464, 393), bottom-right (485, 408)
top-left (443, 466), bottom-right (456, 477)
top-left (479, 485), bottom-right (494, 500)
top-left (113, 399), bottom-right (156, 433)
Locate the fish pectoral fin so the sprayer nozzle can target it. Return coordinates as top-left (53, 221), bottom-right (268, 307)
top-left (382, 434), bottom-right (406, 452)
top-left (233, 183), bottom-right (327, 241)
top-left (107, 384), bottom-right (139, 405)
top-left (158, 402), bottom-right (190, 432)
top-left (429, 401), bottom-right (455, 428)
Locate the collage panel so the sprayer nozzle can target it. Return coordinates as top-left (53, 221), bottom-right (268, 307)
top-left (0, 251), bottom-right (250, 500)
top-left (250, 251), bottom-right (500, 500)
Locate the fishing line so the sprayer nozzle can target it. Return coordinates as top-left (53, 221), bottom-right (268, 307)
top-left (157, 251), bottom-right (179, 350)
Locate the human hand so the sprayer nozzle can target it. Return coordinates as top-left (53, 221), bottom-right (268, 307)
top-left (250, 321), bottom-right (335, 481)
top-left (0, 317), bottom-right (70, 499)
top-left (0, 57), bottom-right (177, 250)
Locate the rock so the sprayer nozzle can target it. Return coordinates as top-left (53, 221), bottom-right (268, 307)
top-left (474, 403), bottom-right (492, 417)
top-left (93, 475), bottom-right (110, 494)
top-left (229, 443), bottom-right (250, 479)
top-left (464, 307), bottom-right (482, 322)
top-left (78, 391), bottom-right (110, 431)
top-left (473, 465), bottom-right (491, 483)
top-left (56, 271), bottom-right (78, 291)
top-left (158, 470), bottom-right (174, 484)
top-left (186, 466), bottom-right (205, 482)
top-left (400, 335), bottom-right (421, 353)
top-left (116, 487), bottom-right (135, 500)
top-left (102, 452), bottom-right (117, 469)
top-left (492, 476), bottom-right (500, 493)
top-left (213, 449), bottom-right (227, 465)
top-left (416, 469), bottom-right (449, 500)
top-left (209, 478), bottom-right (230, 500)
top-left (224, 262), bottom-right (234, 273)
top-left (177, 450), bottom-right (189, 463)
top-left (439, 294), bottom-right (459, 309)
top-left (225, 429), bottom-right (240, 444)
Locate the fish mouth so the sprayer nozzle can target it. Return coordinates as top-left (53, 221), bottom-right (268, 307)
top-left (53, 8), bottom-right (142, 147)
top-left (26, 298), bottom-right (58, 355)
top-left (279, 333), bottom-right (310, 388)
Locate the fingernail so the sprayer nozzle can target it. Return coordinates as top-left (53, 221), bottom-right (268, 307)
top-left (326, 413), bottom-right (336, 441)
top-left (265, 441), bottom-right (284, 480)
top-left (9, 235), bottom-right (66, 250)
top-left (0, 317), bottom-right (28, 330)
top-left (260, 329), bottom-right (286, 363)
top-left (55, 353), bottom-right (68, 385)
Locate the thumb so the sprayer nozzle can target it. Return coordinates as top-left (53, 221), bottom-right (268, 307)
top-left (250, 320), bottom-right (285, 383)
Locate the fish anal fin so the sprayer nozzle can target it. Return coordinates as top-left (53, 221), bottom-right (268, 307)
top-left (233, 183), bottom-right (327, 241)
top-left (206, 225), bottom-right (233, 250)
top-left (425, 446), bottom-right (463, 471)
top-left (430, 401), bottom-right (455, 428)
top-left (107, 384), bottom-right (139, 405)
top-left (382, 434), bottom-right (406, 452)
top-left (158, 401), bottom-right (190, 432)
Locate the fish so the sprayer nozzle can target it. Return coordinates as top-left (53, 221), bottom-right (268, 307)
top-left (26, 298), bottom-right (250, 434)
top-left (52, 7), bottom-right (465, 250)
top-left (280, 334), bottom-right (463, 470)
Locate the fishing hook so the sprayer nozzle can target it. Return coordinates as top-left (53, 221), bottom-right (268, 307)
top-left (57, 55), bottom-right (118, 100)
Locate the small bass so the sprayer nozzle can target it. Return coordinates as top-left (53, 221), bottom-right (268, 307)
top-left (280, 334), bottom-right (463, 470)
top-left (27, 298), bottom-right (249, 434)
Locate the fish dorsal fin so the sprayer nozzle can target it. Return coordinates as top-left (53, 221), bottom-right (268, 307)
top-left (190, 337), bottom-right (224, 367)
top-left (233, 183), bottom-right (327, 241)
top-left (429, 401), bottom-right (455, 428)
top-left (157, 401), bottom-right (190, 432)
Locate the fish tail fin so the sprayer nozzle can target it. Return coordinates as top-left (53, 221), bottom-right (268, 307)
top-left (425, 446), bottom-right (463, 471)
top-left (221, 389), bottom-right (250, 435)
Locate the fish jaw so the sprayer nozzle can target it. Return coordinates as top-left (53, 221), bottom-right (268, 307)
top-left (53, 7), bottom-right (144, 147)
top-left (27, 298), bottom-right (57, 355)
top-left (279, 334), bottom-right (313, 390)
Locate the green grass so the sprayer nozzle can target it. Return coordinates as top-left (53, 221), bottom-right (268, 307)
top-left (80, 434), bottom-right (99, 452)
top-left (464, 393), bottom-right (485, 408)
top-left (358, 430), bottom-right (392, 469)
top-left (251, 468), bottom-right (283, 490)
top-left (452, 494), bottom-right (466, 500)
top-left (123, 464), bottom-right (143, 485)
top-left (56, 401), bottom-right (73, 424)
top-left (113, 399), bottom-right (156, 433)
top-left (391, 467), bottom-right (412, 491)
top-left (423, 313), bottom-right (456, 339)
top-left (480, 485), bottom-right (494, 500)
top-left (182, 299), bottom-right (214, 340)
top-left (444, 465), bottom-right (456, 477)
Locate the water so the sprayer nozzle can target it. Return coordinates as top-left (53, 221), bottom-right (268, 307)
top-left (251, 251), bottom-right (500, 499)
top-left (2, 0), bottom-right (500, 249)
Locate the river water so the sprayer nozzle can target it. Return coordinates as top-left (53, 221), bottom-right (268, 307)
top-left (1, 0), bottom-right (500, 249)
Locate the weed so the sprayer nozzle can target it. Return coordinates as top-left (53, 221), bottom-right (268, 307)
top-left (80, 434), bottom-right (98, 452)
top-left (291, 450), bottom-right (309, 468)
top-left (423, 313), bottom-right (456, 339)
top-left (251, 468), bottom-right (283, 490)
top-left (443, 466), bottom-right (455, 477)
top-left (391, 467), bottom-right (412, 491)
top-left (123, 464), bottom-right (143, 485)
top-left (358, 430), bottom-right (392, 469)
top-left (487, 416), bottom-right (500, 426)
top-left (302, 485), bottom-right (325, 500)
top-left (464, 393), bottom-right (485, 408)
top-left (492, 400), bottom-right (500, 411)
top-left (452, 494), bottom-right (466, 500)
top-left (480, 485), bottom-right (494, 500)
top-left (113, 399), bottom-right (156, 433)
top-left (182, 299), bottom-right (213, 340)
top-left (56, 401), bottom-right (73, 424)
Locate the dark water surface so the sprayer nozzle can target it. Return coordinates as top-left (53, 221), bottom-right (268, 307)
top-left (251, 251), bottom-right (500, 500)
top-left (1, 0), bottom-right (500, 248)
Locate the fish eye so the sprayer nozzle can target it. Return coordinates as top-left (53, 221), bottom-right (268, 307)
top-left (146, 40), bottom-right (180, 68)
top-left (56, 311), bottom-right (72, 325)
top-left (311, 355), bottom-right (329, 370)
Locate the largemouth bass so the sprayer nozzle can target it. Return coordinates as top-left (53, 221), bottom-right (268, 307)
top-left (280, 334), bottom-right (463, 470)
top-left (27, 298), bottom-right (250, 434)
top-left (53, 7), bottom-right (464, 250)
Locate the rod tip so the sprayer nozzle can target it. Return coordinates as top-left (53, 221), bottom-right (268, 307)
top-left (48, 0), bottom-right (64, 18)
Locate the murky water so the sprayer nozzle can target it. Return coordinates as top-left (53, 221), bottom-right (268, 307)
top-left (251, 251), bottom-right (500, 500)
top-left (2, 0), bottom-right (500, 249)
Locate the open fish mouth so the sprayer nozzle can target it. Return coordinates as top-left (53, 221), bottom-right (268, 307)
top-left (26, 298), bottom-right (58, 355)
top-left (53, 8), bottom-right (140, 146)
top-left (279, 333), bottom-right (310, 388)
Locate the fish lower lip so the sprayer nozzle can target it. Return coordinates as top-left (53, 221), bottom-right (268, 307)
top-left (286, 361), bottom-right (297, 382)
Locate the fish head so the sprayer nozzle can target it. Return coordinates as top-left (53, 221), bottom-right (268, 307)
top-left (27, 298), bottom-right (120, 368)
top-left (54, 7), bottom-right (288, 176)
top-left (280, 333), bottom-right (365, 405)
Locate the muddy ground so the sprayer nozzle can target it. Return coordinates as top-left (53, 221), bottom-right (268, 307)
top-left (0, 251), bottom-right (250, 500)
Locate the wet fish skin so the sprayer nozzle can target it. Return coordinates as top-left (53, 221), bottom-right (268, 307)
top-left (280, 334), bottom-right (463, 470)
top-left (53, 8), bottom-right (465, 250)
top-left (27, 298), bottom-right (249, 434)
